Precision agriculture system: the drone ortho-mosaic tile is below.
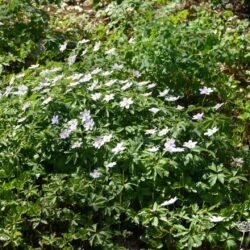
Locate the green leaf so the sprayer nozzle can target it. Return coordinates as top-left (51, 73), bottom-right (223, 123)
top-left (152, 217), bottom-right (159, 227)
top-left (217, 174), bottom-right (225, 184)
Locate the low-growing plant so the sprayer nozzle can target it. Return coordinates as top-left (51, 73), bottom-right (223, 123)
top-left (0, 0), bottom-right (249, 249)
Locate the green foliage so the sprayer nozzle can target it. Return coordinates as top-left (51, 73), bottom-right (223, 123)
top-left (0, 0), bottom-right (249, 249)
top-left (0, 0), bottom-right (63, 76)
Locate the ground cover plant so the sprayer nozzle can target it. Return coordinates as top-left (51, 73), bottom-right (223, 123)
top-left (0, 0), bottom-right (250, 249)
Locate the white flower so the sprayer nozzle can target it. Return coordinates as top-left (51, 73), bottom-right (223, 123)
top-left (142, 92), bottom-right (152, 96)
top-left (80, 109), bottom-right (91, 122)
top-left (164, 139), bottom-right (175, 147)
top-left (68, 54), bottom-right (77, 66)
top-left (71, 140), bottom-right (82, 149)
top-left (60, 129), bottom-right (71, 139)
top-left (199, 86), bottom-right (214, 95)
top-left (112, 142), bottom-right (125, 155)
top-left (121, 82), bottom-right (133, 91)
top-left (133, 70), bottom-right (141, 78)
top-left (39, 80), bottom-right (50, 88)
top-left (17, 85), bottom-right (28, 96)
top-left (91, 93), bottom-right (102, 101)
top-left (164, 139), bottom-right (175, 152)
top-left (176, 105), bottom-right (184, 110)
top-left (120, 97), bottom-right (133, 109)
top-left (164, 139), bottom-right (184, 153)
top-left (112, 63), bottom-right (124, 70)
top-left (128, 37), bottom-right (135, 43)
top-left (28, 64), bottom-right (39, 69)
top-left (105, 162), bottom-right (117, 168)
top-left (103, 134), bottom-right (113, 143)
top-left (69, 81), bottom-right (80, 87)
top-left (88, 80), bottom-right (99, 91)
top-left (158, 127), bottom-right (170, 136)
top-left (213, 103), bottom-right (224, 110)
top-left (79, 38), bottom-right (89, 44)
top-left (39, 69), bottom-right (49, 77)
top-left (103, 93), bottom-right (115, 102)
top-left (161, 197), bottom-right (178, 206)
top-left (84, 118), bottom-right (95, 131)
top-left (42, 97), bottom-right (52, 105)
top-left (93, 137), bottom-right (105, 149)
top-left (105, 79), bottom-right (117, 87)
top-left (145, 129), bottom-right (157, 135)
top-left (165, 95), bottom-right (180, 102)
top-left (4, 86), bottom-right (12, 96)
top-left (40, 67), bottom-right (61, 77)
top-left (93, 41), bottom-right (101, 52)
top-left (105, 48), bottom-right (116, 55)
top-left (158, 89), bottom-right (170, 97)
top-left (149, 107), bottom-right (160, 114)
top-left (137, 81), bottom-right (150, 86)
top-left (80, 73), bottom-right (92, 83)
top-left (81, 48), bottom-right (88, 56)
top-left (18, 117), bottom-right (26, 123)
top-left (170, 147), bottom-right (184, 153)
top-left (51, 115), bottom-right (59, 125)
top-left (120, 79), bottom-right (129, 84)
top-left (41, 88), bottom-right (50, 94)
top-left (67, 119), bottom-right (78, 132)
top-left (22, 102), bottom-right (31, 111)
top-left (147, 83), bottom-right (156, 89)
top-left (232, 157), bottom-right (244, 165)
top-left (59, 42), bottom-right (67, 52)
top-left (91, 68), bottom-right (102, 75)
top-left (68, 73), bottom-right (83, 80)
top-left (210, 216), bottom-right (224, 223)
top-left (90, 169), bottom-right (101, 179)
top-left (66, 72), bottom-right (77, 80)
top-left (0, 236), bottom-right (9, 241)
top-left (80, 110), bottom-right (95, 131)
top-left (93, 134), bottom-right (112, 149)
top-left (183, 140), bottom-right (197, 149)
top-left (147, 146), bottom-right (159, 153)
top-left (102, 70), bottom-right (113, 77)
top-left (192, 113), bottom-right (204, 121)
top-left (204, 127), bottom-right (219, 136)
top-left (235, 221), bottom-right (250, 233)
top-left (49, 67), bottom-right (62, 73)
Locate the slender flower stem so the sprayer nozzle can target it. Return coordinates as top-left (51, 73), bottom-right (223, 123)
top-left (240, 231), bottom-right (245, 249)
top-left (202, 96), bottom-right (206, 106)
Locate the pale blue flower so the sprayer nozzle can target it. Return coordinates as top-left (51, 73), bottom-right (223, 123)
top-left (51, 115), bottom-right (59, 125)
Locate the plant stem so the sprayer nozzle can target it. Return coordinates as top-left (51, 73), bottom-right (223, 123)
top-left (240, 231), bottom-right (245, 249)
